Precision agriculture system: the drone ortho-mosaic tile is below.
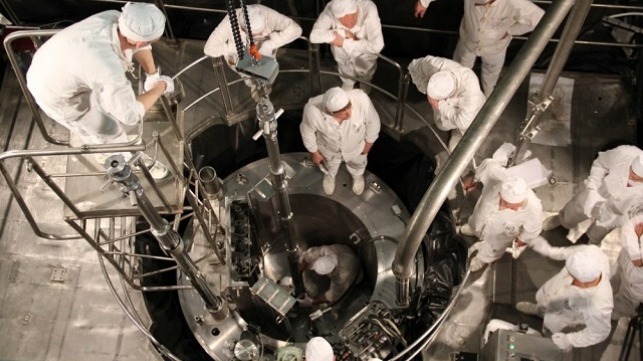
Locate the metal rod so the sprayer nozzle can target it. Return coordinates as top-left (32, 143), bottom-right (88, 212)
top-left (392, 0), bottom-right (579, 307)
top-left (106, 155), bottom-right (227, 316)
top-left (256, 99), bottom-right (305, 297)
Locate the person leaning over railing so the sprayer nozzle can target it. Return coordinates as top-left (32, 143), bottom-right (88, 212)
top-left (203, 4), bottom-right (302, 101)
top-left (26, 2), bottom-right (174, 166)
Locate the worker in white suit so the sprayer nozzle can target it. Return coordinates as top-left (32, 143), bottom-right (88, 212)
top-left (305, 337), bottom-right (335, 361)
top-left (408, 55), bottom-right (485, 151)
top-left (516, 245), bottom-right (613, 351)
top-left (613, 213), bottom-right (643, 319)
top-left (411, 0), bottom-right (543, 96)
top-left (460, 149), bottom-right (543, 272)
top-left (300, 244), bottom-right (361, 304)
top-left (27, 2), bottom-right (173, 157)
top-left (545, 145), bottom-right (643, 244)
top-left (454, 0), bottom-right (544, 96)
top-left (204, 5), bottom-right (302, 100)
top-left (300, 87), bottom-right (380, 195)
top-left (310, 0), bottom-right (384, 92)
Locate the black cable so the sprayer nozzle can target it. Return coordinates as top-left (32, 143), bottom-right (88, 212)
top-left (225, 0), bottom-right (245, 61)
top-left (239, 0), bottom-right (255, 47)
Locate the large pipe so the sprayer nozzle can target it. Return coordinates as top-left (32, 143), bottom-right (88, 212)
top-left (392, 0), bottom-right (580, 307)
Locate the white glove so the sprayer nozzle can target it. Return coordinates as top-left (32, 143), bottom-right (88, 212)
top-left (551, 332), bottom-right (572, 351)
top-left (158, 75), bottom-right (175, 95)
top-left (144, 71), bottom-right (161, 92)
top-left (583, 189), bottom-right (606, 218)
top-left (492, 142), bottom-right (516, 165)
top-left (259, 42), bottom-right (276, 57)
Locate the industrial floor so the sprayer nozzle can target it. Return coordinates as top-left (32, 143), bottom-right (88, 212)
top-left (0, 37), bottom-right (639, 361)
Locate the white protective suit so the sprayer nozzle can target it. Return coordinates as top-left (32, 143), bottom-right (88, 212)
top-left (302, 244), bottom-right (361, 303)
top-left (27, 10), bottom-right (145, 146)
top-left (309, 0), bottom-right (384, 90)
top-left (203, 5), bottom-right (302, 92)
top-left (204, 5), bottom-right (301, 63)
top-left (408, 55), bottom-right (485, 150)
top-left (535, 245), bottom-right (613, 348)
top-left (467, 157), bottom-right (543, 264)
top-left (614, 215), bottom-right (643, 318)
top-left (454, 0), bottom-right (544, 96)
top-left (300, 89), bottom-right (380, 178)
top-left (560, 145), bottom-right (643, 243)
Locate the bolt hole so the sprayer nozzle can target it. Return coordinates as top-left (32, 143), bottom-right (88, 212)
top-left (211, 327), bottom-right (220, 336)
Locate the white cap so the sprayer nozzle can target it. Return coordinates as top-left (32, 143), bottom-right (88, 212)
top-left (323, 87), bottom-right (350, 113)
top-left (306, 337), bottom-right (334, 361)
top-left (330, 0), bottom-right (359, 18)
top-left (427, 71), bottom-right (457, 100)
top-left (631, 152), bottom-right (643, 178)
top-left (118, 2), bottom-right (166, 42)
top-left (566, 246), bottom-right (603, 283)
top-left (311, 253), bottom-right (338, 275)
top-left (240, 7), bottom-right (266, 35)
top-left (500, 176), bottom-right (528, 204)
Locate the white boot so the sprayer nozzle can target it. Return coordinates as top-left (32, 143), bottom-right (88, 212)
top-left (515, 301), bottom-right (540, 316)
top-left (542, 213), bottom-right (561, 231)
top-left (352, 175), bottom-right (365, 195)
top-left (459, 223), bottom-right (475, 236)
top-left (322, 175), bottom-right (336, 195)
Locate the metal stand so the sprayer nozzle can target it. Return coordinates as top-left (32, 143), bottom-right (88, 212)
top-left (619, 304), bottom-right (643, 361)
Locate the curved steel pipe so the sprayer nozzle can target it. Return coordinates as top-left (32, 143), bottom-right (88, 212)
top-left (392, 0), bottom-right (580, 307)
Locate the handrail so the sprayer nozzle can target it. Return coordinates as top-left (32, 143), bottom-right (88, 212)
top-left (3, 29), bottom-right (67, 145)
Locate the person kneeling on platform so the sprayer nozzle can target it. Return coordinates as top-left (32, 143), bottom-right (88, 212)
top-left (299, 244), bottom-right (361, 305)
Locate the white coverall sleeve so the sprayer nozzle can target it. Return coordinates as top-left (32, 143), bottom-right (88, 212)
top-left (584, 148), bottom-right (615, 190)
top-left (530, 236), bottom-right (580, 260)
top-left (566, 302), bottom-right (612, 348)
top-left (300, 103), bottom-right (323, 153)
top-left (518, 204), bottom-right (543, 242)
top-left (408, 56), bottom-right (445, 95)
top-left (419, 0), bottom-right (434, 7)
top-left (90, 56), bottom-right (144, 126)
top-left (474, 158), bottom-right (510, 186)
top-left (204, 16), bottom-right (235, 58)
top-left (360, 93), bottom-right (381, 143)
top-left (507, 0), bottom-right (545, 36)
top-left (309, 8), bottom-right (337, 44)
top-left (259, 6), bottom-right (303, 51)
top-left (342, 3), bottom-right (385, 55)
top-left (435, 72), bottom-right (484, 131)
top-left (621, 219), bottom-right (642, 260)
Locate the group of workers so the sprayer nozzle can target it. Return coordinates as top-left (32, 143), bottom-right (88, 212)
top-left (460, 143), bottom-right (643, 351)
top-left (22, 0), bottom-right (643, 359)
